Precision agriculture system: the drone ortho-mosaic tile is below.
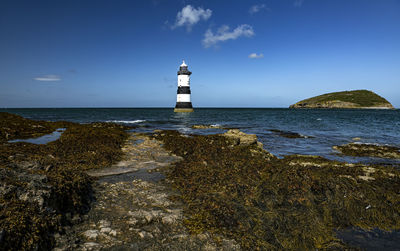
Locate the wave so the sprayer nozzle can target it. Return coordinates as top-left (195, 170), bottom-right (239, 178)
top-left (106, 120), bottom-right (146, 124)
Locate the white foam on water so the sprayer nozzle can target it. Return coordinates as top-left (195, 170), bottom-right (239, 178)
top-left (106, 120), bottom-right (145, 124)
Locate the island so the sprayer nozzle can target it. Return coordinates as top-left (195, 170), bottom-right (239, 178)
top-left (289, 90), bottom-right (395, 109)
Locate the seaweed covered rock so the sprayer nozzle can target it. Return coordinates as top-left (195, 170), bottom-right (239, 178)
top-left (269, 129), bottom-right (313, 139)
top-left (154, 130), bottom-right (400, 250)
top-left (0, 112), bottom-right (130, 250)
top-left (333, 143), bottom-right (400, 159)
top-left (223, 129), bottom-right (260, 147)
top-left (0, 112), bottom-right (58, 142)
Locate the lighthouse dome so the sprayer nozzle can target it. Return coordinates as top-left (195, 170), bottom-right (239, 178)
top-left (177, 60), bottom-right (191, 75)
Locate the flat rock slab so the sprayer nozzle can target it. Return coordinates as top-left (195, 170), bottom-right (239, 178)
top-left (86, 134), bottom-right (182, 178)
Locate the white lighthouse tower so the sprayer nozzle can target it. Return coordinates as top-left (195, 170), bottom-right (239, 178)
top-left (174, 60), bottom-right (194, 112)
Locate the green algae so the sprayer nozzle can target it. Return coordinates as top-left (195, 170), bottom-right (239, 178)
top-left (0, 112), bottom-right (130, 250)
top-left (154, 130), bottom-right (400, 250)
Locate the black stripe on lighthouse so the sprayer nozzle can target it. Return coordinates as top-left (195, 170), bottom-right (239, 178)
top-left (175, 102), bottom-right (193, 108)
top-left (177, 86), bottom-right (191, 94)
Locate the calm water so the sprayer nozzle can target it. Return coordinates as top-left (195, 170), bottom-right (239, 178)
top-left (2, 108), bottom-right (400, 164)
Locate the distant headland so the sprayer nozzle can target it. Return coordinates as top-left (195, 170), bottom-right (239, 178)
top-left (290, 90), bottom-right (395, 109)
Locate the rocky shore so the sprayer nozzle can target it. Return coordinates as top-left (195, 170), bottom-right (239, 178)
top-left (0, 112), bottom-right (129, 250)
top-left (54, 133), bottom-right (240, 250)
top-left (1, 112), bottom-right (400, 250)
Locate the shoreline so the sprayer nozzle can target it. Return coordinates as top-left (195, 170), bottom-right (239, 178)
top-left (1, 112), bottom-right (400, 250)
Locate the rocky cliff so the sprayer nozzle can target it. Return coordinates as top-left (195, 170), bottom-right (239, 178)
top-left (290, 90), bottom-right (394, 109)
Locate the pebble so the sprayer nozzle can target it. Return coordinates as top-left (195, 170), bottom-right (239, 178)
top-left (100, 227), bottom-right (111, 234)
top-left (83, 230), bottom-right (99, 240)
top-left (138, 231), bottom-right (153, 239)
top-left (83, 242), bottom-right (100, 250)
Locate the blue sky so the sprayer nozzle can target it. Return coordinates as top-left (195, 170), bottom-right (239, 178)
top-left (1, 0), bottom-right (399, 108)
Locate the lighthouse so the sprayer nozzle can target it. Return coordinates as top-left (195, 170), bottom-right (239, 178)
top-left (174, 60), bottom-right (194, 112)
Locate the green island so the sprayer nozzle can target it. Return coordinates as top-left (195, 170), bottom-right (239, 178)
top-left (290, 90), bottom-right (395, 109)
top-left (1, 112), bottom-right (400, 250)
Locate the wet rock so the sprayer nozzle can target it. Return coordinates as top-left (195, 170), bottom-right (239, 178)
top-left (333, 142), bottom-right (400, 159)
top-left (161, 215), bottom-right (176, 224)
top-left (100, 227), bottom-right (112, 234)
top-left (98, 220), bottom-right (111, 228)
top-left (109, 230), bottom-right (117, 237)
top-left (138, 231), bottom-right (153, 239)
top-left (269, 129), bottom-right (313, 139)
top-left (223, 129), bottom-right (258, 146)
top-left (83, 242), bottom-right (100, 250)
top-left (192, 124), bottom-right (223, 129)
top-left (83, 230), bottom-right (99, 240)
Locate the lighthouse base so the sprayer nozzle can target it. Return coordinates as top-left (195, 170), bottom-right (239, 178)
top-left (174, 108), bottom-right (194, 112)
top-left (174, 101), bottom-right (193, 112)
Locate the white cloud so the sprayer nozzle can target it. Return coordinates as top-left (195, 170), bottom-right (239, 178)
top-left (172, 5), bottom-right (212, 31)
top-left (202, 24), bottom-right (255, 48)
top-left (249, 4), bottom-right (268, 14)
top-left (294, 0), bottom-right (304, 7)
top-left (248, 53), bottom-right (264, 59)
top-left (33, 75), bottom-right (61, 81)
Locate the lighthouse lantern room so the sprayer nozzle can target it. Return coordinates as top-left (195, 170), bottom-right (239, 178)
top-left (174, 60), bottom-right (194, 112)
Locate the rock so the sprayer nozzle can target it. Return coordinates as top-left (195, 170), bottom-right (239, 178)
top-left (83, 230), bottom-right (99, 240)
top-left (191, 124), bottom-right (223, 129)
top-left (333, 143), bottom-right (400, 159)
top-left (223, 129), bottom-right (258, 146)
top-left (83, 242), bottom-right (100, 250)
top-left (98, 220), bottom-right (111, 228)
top-left (269, 129), bottom-right (313, 139)
top-left (100, 227), bottom-right (111, 234)
top-left (162, 215), bottom-right (177, 225)
top-left (138, 231), bottom-right (153, 239)
top-left (127, 218), bottom-right (138, 226)
top-left (203, 243), bottom-right (217, 251)
top-left (109, 230), bottom-right (117, 237)
top-left (72, 214), bottom-right (81, 224)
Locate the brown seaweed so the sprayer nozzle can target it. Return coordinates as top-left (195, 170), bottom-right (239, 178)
top-left (154, 130), bottom-right (400, 250)
top-left (0, 112), bottom-right (130, 250)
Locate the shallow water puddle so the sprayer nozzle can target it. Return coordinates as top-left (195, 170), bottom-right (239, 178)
top-left (8, 128), bottom-right (65, 144)
top-left (99, 169), bottom-right (165, 183)
top-left (337, 228), bottom-right (400, 250)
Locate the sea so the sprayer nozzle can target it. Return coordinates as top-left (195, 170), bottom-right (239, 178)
top-left (2, 107), bottom-right (400, 249)
top-left (2, 108), bottom-right (400, 165)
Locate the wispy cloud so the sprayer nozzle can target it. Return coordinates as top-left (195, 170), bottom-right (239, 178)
top-left (249, 4), bottom-right (268, 14)
top-left (172, 5), bottom-right (212, 31)
top-left (248, 53), bottom-right (264, 59)
top-left (33, 75), bottom-right (61, 82)
top-left (294, 0), bottom-right (304, 7)
top-left (202, 24), bottom-right (254, 48)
